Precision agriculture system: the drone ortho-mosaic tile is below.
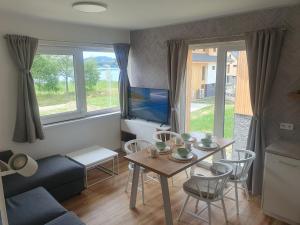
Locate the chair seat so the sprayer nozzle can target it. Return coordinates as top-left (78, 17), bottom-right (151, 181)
top-left (183, 179), bottom-right (220, 200)
top-left (211, 164), bottom-right (243, 181)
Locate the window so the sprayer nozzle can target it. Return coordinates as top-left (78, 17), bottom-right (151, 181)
top-left (31, 45), bottom-right (120, 124)
top-left (83, 51), bottom-right (119, 112)
top-left (212, 66), bottom-right (216, 70)
top-left (32, 53), bottom-right (77, 117)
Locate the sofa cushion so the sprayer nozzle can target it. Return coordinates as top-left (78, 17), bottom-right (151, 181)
top-left (45, 212), bottom-right (85, 225)
top-left (5, 187), bottom-right (67, 225)
top-left (3, 155), bottom-right (85, 198)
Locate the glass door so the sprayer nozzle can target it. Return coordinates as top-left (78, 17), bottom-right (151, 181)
top-left (223, 50), bottom-right (252, 158)
top-left (185, 47), bottom-right (217, 134)
top-left (185, 47), bottom-right (218, 163)
top-left (184, 41), bottom-right (251, 165)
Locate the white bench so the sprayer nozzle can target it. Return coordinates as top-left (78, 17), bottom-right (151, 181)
top-left (66, 146), bottom-right (119, 187)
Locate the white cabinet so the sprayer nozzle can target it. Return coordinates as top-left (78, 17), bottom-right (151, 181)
top-left (121, 119), bottom-right (170, 144)
top-left (262, 151), bottom-right (300, 225)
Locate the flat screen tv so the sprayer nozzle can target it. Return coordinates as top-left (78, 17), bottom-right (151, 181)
top-left (128, 87), bottom-right (169, 124)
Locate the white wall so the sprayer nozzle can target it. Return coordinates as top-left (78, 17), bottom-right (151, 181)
top-left (0, 11), bottom-right (130, 159)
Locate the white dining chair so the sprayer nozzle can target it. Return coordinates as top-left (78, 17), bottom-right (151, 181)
top-left (178, 162), bottom-right (233, 225)
top-left (217, 149), bottom-right (256, 214)
top-left (124, 139), bottom-right (158, 205)
top-left (153, 130), bottom-right (182, 143)
top-left (153, 131), bottom-right (189, 180)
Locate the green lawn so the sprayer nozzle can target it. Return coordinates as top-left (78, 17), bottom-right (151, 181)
top-left (190, 103), bottom-right (234, 138)
top-left (36, 80), bottom-right (119, 116)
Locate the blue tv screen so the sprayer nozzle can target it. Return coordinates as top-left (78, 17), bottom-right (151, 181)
top-left (128, 87), bottom-right (169, 124)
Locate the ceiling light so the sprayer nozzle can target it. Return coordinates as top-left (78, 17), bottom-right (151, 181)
top-left (72, 1), bottom-right (107, 13)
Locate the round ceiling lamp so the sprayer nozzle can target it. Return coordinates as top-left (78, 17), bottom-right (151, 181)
top-left (72, 1), bottom-right (108, 13)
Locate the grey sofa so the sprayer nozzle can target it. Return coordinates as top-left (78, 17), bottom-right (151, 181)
top-left (3, 153), bottom-right (85, 201)
top-left (0, 151), bottom-right (86, 225)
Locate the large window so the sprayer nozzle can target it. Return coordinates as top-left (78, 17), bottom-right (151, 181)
top-left (31, 45), bottom-right (120, 124)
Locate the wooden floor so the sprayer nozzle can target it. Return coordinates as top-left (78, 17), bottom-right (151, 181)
top-left (62, 154), bottom-right (286, 225)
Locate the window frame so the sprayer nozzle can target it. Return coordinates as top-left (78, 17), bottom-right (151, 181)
top-left (34, 42), bottom-right (120, 125)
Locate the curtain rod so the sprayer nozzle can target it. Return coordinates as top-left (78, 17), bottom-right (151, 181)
top-left (38, 38), bottom-right (116, 46)
top-left (186, 33), bottom-right (245, 44)
top-left (3, 36), bottom-right (123, 46)
top-left (184, 26), bottom-right (287, 44)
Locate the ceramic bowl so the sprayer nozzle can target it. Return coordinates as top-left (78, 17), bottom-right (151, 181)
top-left (201, 138), bottom-right (212, 147)
top-left (181, 133), bottom-right (191, 141)
top-left (177, 147), bottom-right (191, 158)
top-left (155, 142), bottom-right (166, 151)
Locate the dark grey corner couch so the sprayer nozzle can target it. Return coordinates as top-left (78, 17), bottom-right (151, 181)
top-left (0, 150), bottom-right (86, 225)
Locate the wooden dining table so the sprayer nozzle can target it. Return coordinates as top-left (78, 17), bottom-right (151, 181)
top-left (124, 132), bottom-right (234, 225)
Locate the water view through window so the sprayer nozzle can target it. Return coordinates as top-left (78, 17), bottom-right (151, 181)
top-left (83, 51), bottom-right (120, 112)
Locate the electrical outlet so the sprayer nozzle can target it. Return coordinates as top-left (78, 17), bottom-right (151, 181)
top-left (280, 123), bottom-right (294, 130)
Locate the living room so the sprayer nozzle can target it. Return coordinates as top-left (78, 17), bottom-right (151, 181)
top-left (0, 1), bottom-right (299, 225)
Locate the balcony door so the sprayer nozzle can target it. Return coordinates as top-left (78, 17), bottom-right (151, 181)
top-left (184, 41), bottom-right (252, 164)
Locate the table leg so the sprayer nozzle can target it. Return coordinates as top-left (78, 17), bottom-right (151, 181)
top-left (130, 164), bottom-right (140, 209)
top-left (160, 175), bottom-right (173, 225)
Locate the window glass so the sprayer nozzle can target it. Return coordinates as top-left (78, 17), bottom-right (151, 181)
top-left (32, 54), bottom-right (77, 116)
top-left (83, 51), bottom-right (120, 112)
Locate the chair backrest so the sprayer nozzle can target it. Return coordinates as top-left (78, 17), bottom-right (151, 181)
top-left (189, 162), bottom-right (233, 200)
top-left (124, 139), bottom-right (154, 155)
top-left (153, 131), bottom-right (182, 142)
top-left (220, 149), bottom-right (256, 181)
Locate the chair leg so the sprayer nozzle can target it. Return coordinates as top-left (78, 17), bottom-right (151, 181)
top-left (185, 169), bottom-right (189, 178)
top-left (207, 202), bottom-right (212, 225)
top-left (141, 173), bottom-right (145, 205)
top-left (195, 199), bottom-right (199, 213)
top-left (243, 181), bottom-right (250, 200)
top-left (178, 195), bottom-right (190, 221)
top-left (125, 170), bottom-right (131, 193)
top-left (234, 182), bottom-right (239, 215)
top-left (221, 198), bottom-right (228, 223)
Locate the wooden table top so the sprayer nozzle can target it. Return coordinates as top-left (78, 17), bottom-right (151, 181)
top-left (124, 133), bottom-right (234, 178)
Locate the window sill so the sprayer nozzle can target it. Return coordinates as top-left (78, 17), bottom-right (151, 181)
top-left (43, 111), bottom-right (121, 129)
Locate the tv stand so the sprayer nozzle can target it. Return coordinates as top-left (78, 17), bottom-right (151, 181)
top-left (121, 118), bottom-right (171, 148)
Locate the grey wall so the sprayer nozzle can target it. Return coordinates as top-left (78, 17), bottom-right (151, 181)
top-left (130, 5), bottom-right (300, 144)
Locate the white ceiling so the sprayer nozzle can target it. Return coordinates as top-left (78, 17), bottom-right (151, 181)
top-left (0, 0), bottom-right (299, 30)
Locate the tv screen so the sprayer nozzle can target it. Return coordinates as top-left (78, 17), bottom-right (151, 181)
top-left (128, 87), bottom-right (169, 124)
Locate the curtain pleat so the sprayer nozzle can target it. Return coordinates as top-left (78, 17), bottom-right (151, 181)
top-left (167, 40), bottom-right (188, 132)
top-left (245, 28), bottom-right (285, 195)
top-left (114, 44), bottom-right (130, 119)
top-left (6, 34), bottom-right (44, 143)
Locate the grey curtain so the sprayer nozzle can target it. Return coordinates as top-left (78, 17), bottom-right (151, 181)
top-left (167, 40), bottom-right (188, 132)
top-left (6, 34), bottom-right (44, 143)
top-left (114, 44), bottom-right (130, 118)
top-left (245, 28), bottom-right (285, 195)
